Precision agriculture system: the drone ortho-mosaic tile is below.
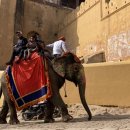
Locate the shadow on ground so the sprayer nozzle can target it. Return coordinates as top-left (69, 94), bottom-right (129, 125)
top-left (70, 113), bottom-right (130, 123)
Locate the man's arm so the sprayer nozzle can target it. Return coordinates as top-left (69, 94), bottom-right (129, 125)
top-left (62, 42), bottom-right (68, 53)
top-left (46, 43), bottom-right (54, 48)
top-left (23, 38), bottom-right (28, 44)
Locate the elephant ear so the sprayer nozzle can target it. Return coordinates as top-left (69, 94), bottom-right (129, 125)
top-left (52, 58), bottom-right (65, 77)
top-left (52, 52), bottom-right (81, 77)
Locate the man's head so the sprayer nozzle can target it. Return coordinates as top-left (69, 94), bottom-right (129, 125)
top-left (58, 36), bottom-right (65, 41)
top-left (16, 31), bottom-right (23, 38)
top-left (29, 35), bottom-right (37, 42)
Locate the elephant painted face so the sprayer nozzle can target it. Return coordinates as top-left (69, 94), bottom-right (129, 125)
top-left (65, 62), bottom-right (85, 84)
top-left (52, 53), bottom-right (85, 85)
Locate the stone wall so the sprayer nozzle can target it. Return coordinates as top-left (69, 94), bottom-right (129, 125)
top-left (0, 0), bottom-right (71, 69)
top-left (60, 61), bottom-right (130, 107)
top-left (1, 0), bottom-right (130, 68)
top-left (23, 0), bottom-right (71, 44)
top-left (58, 0), bottom-right (130, 62)
top-left (0, 0), bottom-right (17, 69)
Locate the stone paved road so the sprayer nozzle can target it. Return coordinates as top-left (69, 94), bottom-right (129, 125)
top-left (0, 104), bottom-right (130, 130)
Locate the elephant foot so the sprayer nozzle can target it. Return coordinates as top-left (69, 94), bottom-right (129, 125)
top-left (9, 118), bottom-right (20, 125)
top-left (88, 115), bottom-right (92, 121)
top-left (62, 114), bottom-right (73, 122)
top-left (0, 117), bottom-right (7, 124)
top-left (44, 117), bottom-right (55, 123)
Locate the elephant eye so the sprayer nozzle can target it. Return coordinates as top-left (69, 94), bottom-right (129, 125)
top-left (74, 66), bottom-right (79, 71)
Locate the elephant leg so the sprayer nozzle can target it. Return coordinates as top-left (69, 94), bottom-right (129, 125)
top-left (44, 99), bottom-right (55, 123)
top-left (8, 99), bottom-right (20, 125)
top-left (1, 81), bottom-right (20, 124)
top-left (51, 93), bottom-right (73, 122)
top-left (0, 99), bottom-right (9, 124)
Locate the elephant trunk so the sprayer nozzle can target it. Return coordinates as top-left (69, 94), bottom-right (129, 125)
top-left (0, 84), bottom-right (2, 98)
top-left (77, 71), bottom-right (92, 120)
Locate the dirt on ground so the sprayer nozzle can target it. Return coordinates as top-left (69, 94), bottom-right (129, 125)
top-left (1, 104), bottom-right (130, 130)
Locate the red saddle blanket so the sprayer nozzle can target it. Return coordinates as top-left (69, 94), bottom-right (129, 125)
top-left (5, 52), bottom-right (51, 111)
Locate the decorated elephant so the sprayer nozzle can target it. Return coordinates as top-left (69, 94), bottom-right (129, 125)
top-left (0, 52), bottom-right (92, 124)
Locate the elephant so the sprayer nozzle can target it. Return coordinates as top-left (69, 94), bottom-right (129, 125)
top-left (0, 52), bottom-right (92, 124)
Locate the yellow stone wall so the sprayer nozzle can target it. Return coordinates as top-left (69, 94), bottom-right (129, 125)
top-left (60, 61), bottom-right (130, 107)
top-left (58, 0), bottom-right (130, 62)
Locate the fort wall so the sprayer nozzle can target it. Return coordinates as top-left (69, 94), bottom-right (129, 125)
top-left (0, 0), bottom-right (16, 69)
top-left (58, 0), bottom-right (130, 62)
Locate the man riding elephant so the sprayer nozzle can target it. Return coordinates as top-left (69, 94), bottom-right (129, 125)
top-left (46, 36), bottom-right (68, 58)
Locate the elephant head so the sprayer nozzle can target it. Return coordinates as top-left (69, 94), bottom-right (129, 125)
top-left (52, 52), bottom-right (92, 120)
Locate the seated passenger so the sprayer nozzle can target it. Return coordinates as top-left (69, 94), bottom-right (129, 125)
top-left (24, 35), bottom-right (44, 59)
top-left (6, 31), bottom-right (28, 65)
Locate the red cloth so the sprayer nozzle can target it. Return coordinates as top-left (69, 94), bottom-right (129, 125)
top-left (12, 52), bottom-right (49, 97)
top-left (6, 52), bottom-right (51, 110)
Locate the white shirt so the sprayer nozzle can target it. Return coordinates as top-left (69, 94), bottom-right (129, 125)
top-left (47, 40), bottom-right (68, 55)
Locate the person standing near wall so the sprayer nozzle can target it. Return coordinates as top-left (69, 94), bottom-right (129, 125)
top-left (46, 36), bottom-right (68, 58)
